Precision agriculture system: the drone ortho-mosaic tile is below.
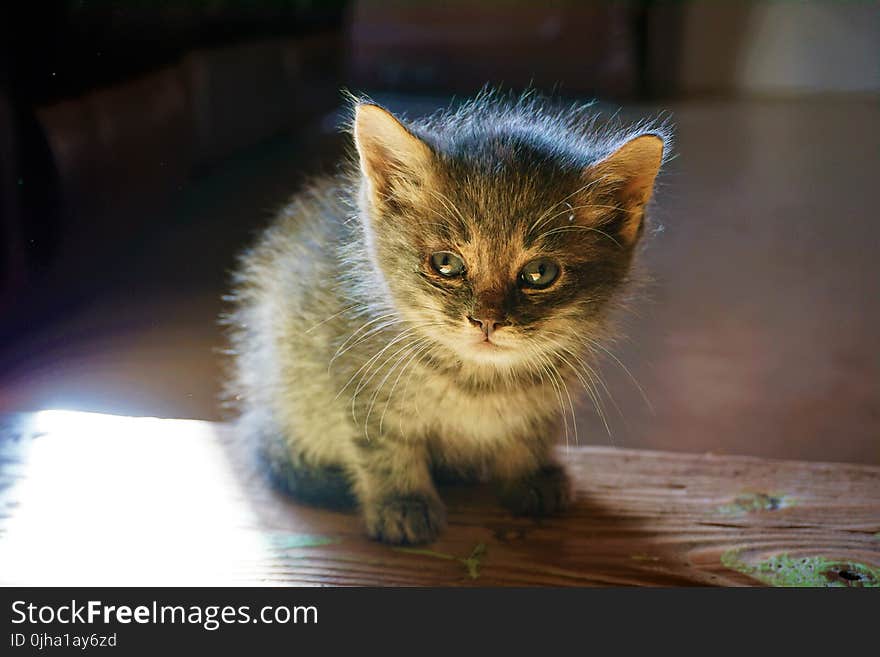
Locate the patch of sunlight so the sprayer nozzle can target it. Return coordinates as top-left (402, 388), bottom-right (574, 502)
top-left (0, 410), bottom-right (272, 586)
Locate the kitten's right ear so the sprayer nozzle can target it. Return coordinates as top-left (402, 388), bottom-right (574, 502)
top-left (353, 104), bottom-right (433, 205)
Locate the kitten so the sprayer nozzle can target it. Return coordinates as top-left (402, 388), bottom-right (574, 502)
top-left (225, 91), bottom-right (668, 545)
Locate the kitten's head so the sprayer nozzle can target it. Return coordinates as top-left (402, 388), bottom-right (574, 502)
top-left (351, 93), bottom-right (668, 374)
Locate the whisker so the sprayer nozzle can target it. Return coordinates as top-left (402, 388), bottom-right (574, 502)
top-left (535, 225), bottom-right (621, 248)
top-left (304, 302), bottom-right (368, 334)
top-left (529, 347), bottom-right (571, 449)
top-left (426, 188), bottom-right (469, 231)
top-left (556, 347), bottom-right (611, 443)
top-left (378, 339), bottom-right (433, 436)
top-left (335, 326), bottom-right (423, 400)
top-left (539, 331), bottom-right (619, 445)
top-left (580, 335), bottom-right (654, 414)
top-left (362, 338), bottom-right (430, 440)
top-left (351, 337), bottom-right (423, 427)
top-left (345, 322), bottom-right (447, 421)
top-left (528, 177), bottom-right (606, 237)
top-left (399, 343), bottom-right (433, 434)
top-left (328, 313), bottom-right (402, 370)
top-left (551, 359), bottom-right (579, 448)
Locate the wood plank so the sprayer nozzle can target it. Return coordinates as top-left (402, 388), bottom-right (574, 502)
top-left (0, 411), bottom-right (877, 586)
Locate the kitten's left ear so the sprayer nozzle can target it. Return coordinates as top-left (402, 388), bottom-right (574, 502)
top-left (586, 134), bottom-right (665, 245)
top-left (353, 103), bottom-right (433, 206)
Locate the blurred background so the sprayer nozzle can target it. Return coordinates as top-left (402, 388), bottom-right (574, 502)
top-left (1, 1), bottom-right (877, 464)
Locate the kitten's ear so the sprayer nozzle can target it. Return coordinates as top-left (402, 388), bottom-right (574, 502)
top-left (353, 104), bottom-right (433, 204)
top-left (586, 134), bottom-right (665, 245)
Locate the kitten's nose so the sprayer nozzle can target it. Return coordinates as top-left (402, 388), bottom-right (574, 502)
top-left (467, 315), bottom-right (507, 338)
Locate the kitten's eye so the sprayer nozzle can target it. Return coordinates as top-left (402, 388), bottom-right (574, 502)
top-left (430, 251), bottom-right (466, 278)
top-left (519, 258), bottom-right (560, 289)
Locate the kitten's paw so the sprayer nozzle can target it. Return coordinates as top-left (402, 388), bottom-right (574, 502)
top-left (364, 494), bottom-right (447, 545)
top-left (498, 464), bottom-right (572, 517)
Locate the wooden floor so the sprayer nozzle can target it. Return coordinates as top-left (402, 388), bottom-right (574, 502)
top-left (1, 411), bottom-right (877, 587)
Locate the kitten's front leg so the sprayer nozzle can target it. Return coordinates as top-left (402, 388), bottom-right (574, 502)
top-left (353, 439), bottom-right (446, 545)
top-left (493, 441), bottom-right (572, 517)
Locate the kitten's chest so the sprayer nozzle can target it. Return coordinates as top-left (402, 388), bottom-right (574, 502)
top-left (400, 372), bottom-right (559, 447)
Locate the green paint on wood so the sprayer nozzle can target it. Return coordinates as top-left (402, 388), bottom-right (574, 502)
top-left (630, 554), bottom-right (661, 562)
top-left (461, 544), bottom-right (487, 579)
top-left (717, 492), bottom-right (793, 515)
top-left (394, 547), bottom-right (457, 561)
top-left (394, 543), bottom-right (487, 580)
top-left (269, 533), bottom-right (340, 549)
top-left (721, 551), bottom-right (880, 587)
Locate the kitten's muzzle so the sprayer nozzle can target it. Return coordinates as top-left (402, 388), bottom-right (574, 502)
top-left (467, 315), bottom-right (508, 340)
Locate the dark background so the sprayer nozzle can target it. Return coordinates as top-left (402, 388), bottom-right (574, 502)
top-left (1, 1), bottom-right (878, 464)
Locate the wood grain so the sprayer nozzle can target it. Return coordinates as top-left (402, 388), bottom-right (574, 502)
top-left (0, 412), bottom-right (877, 586)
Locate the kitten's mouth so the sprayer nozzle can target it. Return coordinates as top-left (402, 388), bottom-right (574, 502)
top-left (451, 330), bottom-right (530, 367)
top-left (469, 333), bottom-right (507, 351)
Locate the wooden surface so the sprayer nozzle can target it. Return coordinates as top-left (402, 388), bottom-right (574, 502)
top-left (1, 411), bottom-right (877, 587)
